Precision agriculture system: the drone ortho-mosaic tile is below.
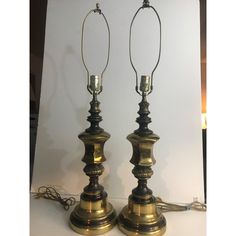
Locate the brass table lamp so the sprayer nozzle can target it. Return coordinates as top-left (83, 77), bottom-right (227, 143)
top-left (118, 0), bottom-right (166, 235)
top-left (69, 4), bottom-right (116, 235)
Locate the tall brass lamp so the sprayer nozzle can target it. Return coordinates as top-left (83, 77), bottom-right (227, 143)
top-left (118, 0), bottom-right (167, 235)
top-left (69, 4), bottom-right (116, 235)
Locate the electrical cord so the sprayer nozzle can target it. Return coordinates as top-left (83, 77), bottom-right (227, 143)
top-left (33, 186), bottom-right (206, 212)
top-left (156, 197), bottom-right (206, 212)
top-left (33, 186), bottom-right (76, 210)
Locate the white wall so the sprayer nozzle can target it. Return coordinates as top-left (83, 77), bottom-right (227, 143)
top-left (32, 0), bottom-right (204, 203)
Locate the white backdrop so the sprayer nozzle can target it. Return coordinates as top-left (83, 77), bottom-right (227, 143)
top-left (32, 0), bottom-right (204, 203)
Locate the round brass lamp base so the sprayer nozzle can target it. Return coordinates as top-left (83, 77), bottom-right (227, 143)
top-left (118, 199), bottom-right (166, 236)
top-left (69, 198), bottom-right (116, 235)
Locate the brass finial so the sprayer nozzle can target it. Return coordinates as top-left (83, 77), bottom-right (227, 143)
top-left (94, 3), bottom-right (101, 14)
top-left (143, 0), bottom-right (150, 7)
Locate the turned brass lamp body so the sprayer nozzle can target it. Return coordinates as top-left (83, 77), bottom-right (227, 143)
top-left (118, 95), bottom-right (166, 235)
top-left (69, 4), bottom-right (116, 235)
top-left (118, 1), bottom-right (166, 235)
top-left (70, 103), bottom-right (116, 235)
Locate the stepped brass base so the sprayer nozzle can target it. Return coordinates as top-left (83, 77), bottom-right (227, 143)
top-left (69, 198), bottom-right (116, 235)
top-left (118, 198), bottom-right (166, 236)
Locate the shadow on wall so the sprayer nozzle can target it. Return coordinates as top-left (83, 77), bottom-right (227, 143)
top-left (60, 46), bottom-right (92, 193)
top-left (32, 52), bottom-right (88, 194)
top-left (61, 45), bottom-right (90, 120)
top-left (151, 140), bottom-right (170, 199)
top-left (32, 104), bottom-right (68, 190)
top-left (102, 150), bottom-right (126, 198)
top-left (60, 45), bottom-right (126, 196)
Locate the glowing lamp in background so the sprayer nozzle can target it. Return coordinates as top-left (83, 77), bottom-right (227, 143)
top-left (201, 113), bottom-right (207, 129)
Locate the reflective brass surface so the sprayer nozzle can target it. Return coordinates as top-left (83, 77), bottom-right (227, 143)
top-left (89, 75), bottom-right (102, 94)
top-left (128, 133), bottom-right (159, 167)
top-left (119, 198), bottom-right (166, 236)
top-left (118, 133), bottom-right (167, 235)
top-left (140, 76), bottom-right (151, 94)
top-left (70, 198), bottom-right (116, 235)
top-left (79, 131), bottom-right (109, 164)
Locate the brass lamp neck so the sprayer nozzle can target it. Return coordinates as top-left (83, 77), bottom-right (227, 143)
top-left (86, 94), bottom-right (104, 134)
top-left (135, 94), bottom-right (153, 135)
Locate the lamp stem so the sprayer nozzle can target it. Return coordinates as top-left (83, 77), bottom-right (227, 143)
top-left (86, 94), bottom-right (104, 134)
top-left (135, 94), bottom-right (153, 135)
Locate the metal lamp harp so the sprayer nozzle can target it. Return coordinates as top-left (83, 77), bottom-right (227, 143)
top-left (129, 0), bottom-right (162, 96)
top-left (81, 3), bottom-right (110, 96)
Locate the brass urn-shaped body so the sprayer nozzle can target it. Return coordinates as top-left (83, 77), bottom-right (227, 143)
top-left (69, 94), bottom-right (116, 235)
top-left (118, 94), bottom-right (166, 236)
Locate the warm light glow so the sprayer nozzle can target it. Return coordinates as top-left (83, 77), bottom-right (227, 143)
top-left (201, 113), bottom-right (207, 129)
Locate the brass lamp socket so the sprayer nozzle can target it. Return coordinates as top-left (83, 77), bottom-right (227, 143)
top-left (89, 75), bottom-right (102, 94)
top-left (140, 75), bottom-right (151, 94)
